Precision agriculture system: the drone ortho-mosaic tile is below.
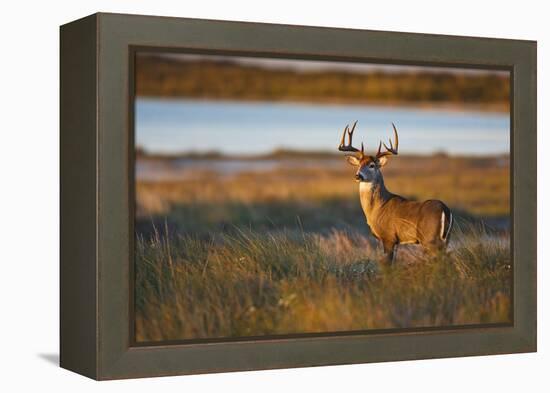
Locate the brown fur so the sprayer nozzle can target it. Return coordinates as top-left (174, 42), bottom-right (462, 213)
top-left (350, 155), bottom-right (452, 266)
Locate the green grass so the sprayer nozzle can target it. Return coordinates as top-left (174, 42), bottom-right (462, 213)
top-left (135, 218), bottom-right (511, 342)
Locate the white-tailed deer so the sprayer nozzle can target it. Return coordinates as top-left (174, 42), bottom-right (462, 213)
top-left (338, 121), bottom-right (453, 265)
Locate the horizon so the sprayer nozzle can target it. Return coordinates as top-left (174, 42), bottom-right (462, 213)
top-left (136, 146), bottom-right (511, 159)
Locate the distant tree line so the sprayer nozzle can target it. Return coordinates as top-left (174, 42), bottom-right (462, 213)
top-left (135, 55), bottom-right (510, 110)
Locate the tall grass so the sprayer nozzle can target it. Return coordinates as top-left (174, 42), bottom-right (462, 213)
top-left (135, 219), bottom-right (511, 342)
top-left (134, 155), bottom-right (511, 342)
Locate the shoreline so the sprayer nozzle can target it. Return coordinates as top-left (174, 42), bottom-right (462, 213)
top-left (136, 150), bottom-right (511, 162)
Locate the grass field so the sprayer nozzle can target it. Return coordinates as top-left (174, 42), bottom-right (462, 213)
top-left (134, 153), bottom-right (511, 342)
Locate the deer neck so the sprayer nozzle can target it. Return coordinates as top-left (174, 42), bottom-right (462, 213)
top-left (359, 179), bottom-right (392, 220)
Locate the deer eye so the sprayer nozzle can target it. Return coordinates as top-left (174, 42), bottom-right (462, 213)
top-left (369, 163), bottom-right (376, 168)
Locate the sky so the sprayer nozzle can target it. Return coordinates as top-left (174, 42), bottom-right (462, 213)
top-left (150, 52), bottom-right (510, 76)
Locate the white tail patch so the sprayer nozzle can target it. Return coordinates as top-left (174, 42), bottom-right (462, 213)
top-left (440, 211), bottom-right (453, 240)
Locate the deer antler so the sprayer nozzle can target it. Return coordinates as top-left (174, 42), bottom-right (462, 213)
top-left (376, 123), bottom-right (399, 159)
top-left (338, 121), bottom-right (364, 158)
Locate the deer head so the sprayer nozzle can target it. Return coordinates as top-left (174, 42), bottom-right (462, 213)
top-left (338, 121), bottom-right (399, 183)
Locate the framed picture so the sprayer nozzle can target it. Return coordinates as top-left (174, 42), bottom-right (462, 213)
top-left (60, 13), bottom-right (536, 380)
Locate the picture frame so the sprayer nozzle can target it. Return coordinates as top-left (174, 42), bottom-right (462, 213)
top-left (60, 12), bottom-right (536, 380)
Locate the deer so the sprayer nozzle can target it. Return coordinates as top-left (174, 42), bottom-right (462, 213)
top-left (338, 121), bottom-right (453, 266)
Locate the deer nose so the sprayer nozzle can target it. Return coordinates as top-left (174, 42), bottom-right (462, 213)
top-left (355, 173), bottom-right (364, 181)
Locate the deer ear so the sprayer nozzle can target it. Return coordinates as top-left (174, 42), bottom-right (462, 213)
top-left (377, 156), bottom-right (389, 167)
top-left (346, 156), bottom-right (361, 166)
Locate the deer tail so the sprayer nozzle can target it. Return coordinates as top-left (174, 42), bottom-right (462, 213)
top-left (440, 209), bottom-right (453, 241)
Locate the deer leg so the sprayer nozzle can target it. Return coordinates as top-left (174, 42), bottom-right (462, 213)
top-left (422, 240), bottom-right (446, 259)
top-left (381, 241), bottom-right (396, 267)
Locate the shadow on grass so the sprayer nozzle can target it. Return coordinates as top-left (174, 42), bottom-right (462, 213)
top-left (136, 197), bottom-right (510, 241)
top-left (136, 197), bottom-right (368, 238)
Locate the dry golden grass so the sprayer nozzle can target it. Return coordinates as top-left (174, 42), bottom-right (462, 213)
top-left (137, 155), bottom-right (509, 219)
top-left (135, 224), bottom-right (511, 342)
top-left (134, 155), bottom-right (511, 342)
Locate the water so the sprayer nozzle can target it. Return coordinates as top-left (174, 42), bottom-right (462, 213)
top-left (137, 157), bottom-right (343, 181)
top-left (136, 98), bottom-right (510, 156)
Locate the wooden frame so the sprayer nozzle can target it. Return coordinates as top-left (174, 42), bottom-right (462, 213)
top-left (60, 12), bottom-right (537, 380)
